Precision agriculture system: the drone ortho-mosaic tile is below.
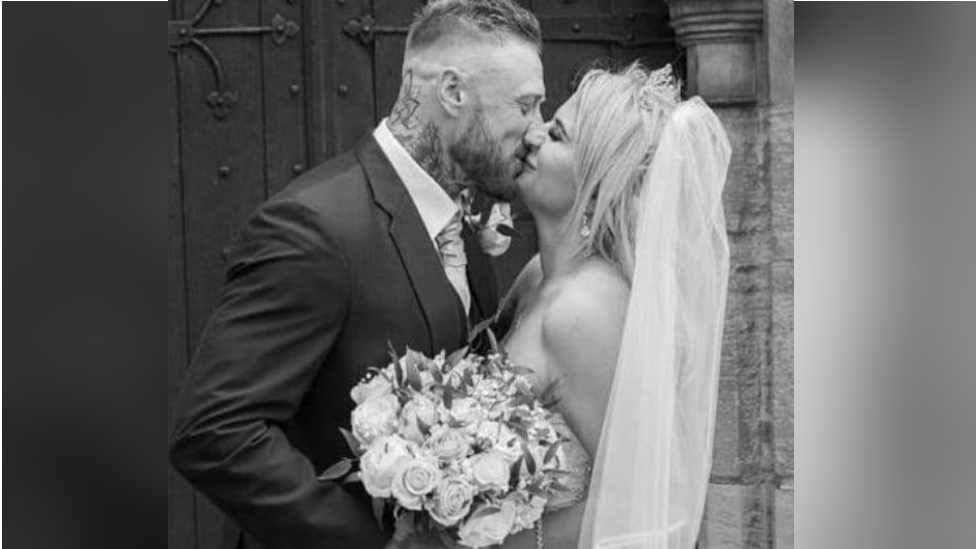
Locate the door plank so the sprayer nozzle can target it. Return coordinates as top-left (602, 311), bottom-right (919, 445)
top-left (169, 30), bottom-right (197, 549)
top-left (260, 0), bottom-right (308, 196)
top-left (319, 0), bottom-right (377, 157)
top-left (177, 0), bottom-right (267, 546)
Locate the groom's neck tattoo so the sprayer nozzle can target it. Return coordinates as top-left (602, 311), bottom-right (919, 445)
top-left (387, 72), bottom-right (469, 197)
top-left (407, 122), bottom-right (466, 197)
top-left (389, 70), bottom-right (421, 133)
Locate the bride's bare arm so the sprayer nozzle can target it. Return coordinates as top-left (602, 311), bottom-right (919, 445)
top-left (540, 270), bottom-right (629, 457)
top-left (496, 267), bottom-right (630, 549)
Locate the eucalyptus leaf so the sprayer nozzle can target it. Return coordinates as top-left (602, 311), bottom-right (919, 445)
top-left (339, 427), bottom-right (363, 455)
top-left (317, 458), bottom-right (354, 482)
top-left (524, 448), bottom-right (537, 475)
top-left (446, 346), bottom-right (469, 368)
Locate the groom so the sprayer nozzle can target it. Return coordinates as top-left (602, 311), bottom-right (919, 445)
top-left (169, 1), bottom-right (545, 548)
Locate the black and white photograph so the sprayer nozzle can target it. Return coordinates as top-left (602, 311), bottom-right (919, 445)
top-left (166, 1), bottom-right (793, 548)
top-left (23, 3), bottom-right (976, 549)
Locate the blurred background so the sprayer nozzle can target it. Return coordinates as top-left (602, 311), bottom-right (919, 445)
top-left (167, 0), bottom-right (793, 547)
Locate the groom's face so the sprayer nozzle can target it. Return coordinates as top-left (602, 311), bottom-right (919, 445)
top-left (449, 39), bottom-right (544, 202)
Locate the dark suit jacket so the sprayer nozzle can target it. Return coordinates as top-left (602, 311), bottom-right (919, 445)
top-left (170, 136), bottom-right (499, 549)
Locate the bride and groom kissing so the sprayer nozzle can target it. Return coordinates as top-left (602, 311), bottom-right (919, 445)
top-left (170, 1), bottom-right (732, 548)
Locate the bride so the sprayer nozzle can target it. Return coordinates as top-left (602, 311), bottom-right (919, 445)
top-left (394, 62), bottom-right (731, 549)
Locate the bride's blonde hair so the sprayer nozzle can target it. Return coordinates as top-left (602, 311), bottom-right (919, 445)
top-left (567, 61), bottom-right (680, 282)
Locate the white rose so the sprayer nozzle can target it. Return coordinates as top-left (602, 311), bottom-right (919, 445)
top-left (450, 397), bottom-right (483, 426)
top-left (475, 202), bottom-right (513, 258)
top-left (471, 378), bottom-right (504, 401)
top-left (399, 396), bottom-right (439, 444)
top-left (427, 476), bottom-right (476, 527)
top-left (360, 435), bottom-right (416, 498)
top-left (425, 427), bottom-right (471, 462)
top-left (476, 422), bottom-right (522, 463)
top-left (350, 374), bottom-right (393, 405)
top-left (468, 451), bottom-right (510, 492)
top-left (351, 394), bottom-right (400, 446)
top-left (390, 456), bottom-right (441, 510)
top-left (457, 502), bottom-right (517, 548)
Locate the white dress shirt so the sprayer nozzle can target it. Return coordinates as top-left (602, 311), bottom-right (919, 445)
top-left (373, 119), bottom-right (471, 314)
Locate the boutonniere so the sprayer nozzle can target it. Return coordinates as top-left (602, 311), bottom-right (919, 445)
top-left (459, 189), bottom-right (517, 257)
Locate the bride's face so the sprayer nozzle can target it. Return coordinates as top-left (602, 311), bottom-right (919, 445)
top-left (516, 96), bottom-right (579, 220)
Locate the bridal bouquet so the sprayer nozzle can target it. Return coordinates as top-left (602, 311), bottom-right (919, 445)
top-left (319, 345), bottom-right (573, 548)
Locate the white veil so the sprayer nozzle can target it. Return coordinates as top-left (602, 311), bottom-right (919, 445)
top-left (576, 95), bottom-right (732, 549)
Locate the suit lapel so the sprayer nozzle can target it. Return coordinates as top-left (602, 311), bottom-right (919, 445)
top-left (356, 136), bottom-right (463, 353)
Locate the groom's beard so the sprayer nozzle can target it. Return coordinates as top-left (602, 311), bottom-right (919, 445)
top-left (449, 109), bottom-right (519, 202)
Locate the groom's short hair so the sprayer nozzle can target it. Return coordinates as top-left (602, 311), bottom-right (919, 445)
top-left (406, 0), bottom-right (542, 53)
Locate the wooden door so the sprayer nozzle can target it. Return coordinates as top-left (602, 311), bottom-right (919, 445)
top-left (168, 0), bottom-right (309, 545)
top-left (168, 1), bottom-right (678, 547)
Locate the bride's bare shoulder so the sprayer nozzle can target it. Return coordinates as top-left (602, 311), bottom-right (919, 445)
top-left (540, 261), bottom-right (630, 369)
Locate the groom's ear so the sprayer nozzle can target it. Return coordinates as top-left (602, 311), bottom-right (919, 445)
top-left (436, 68), bottom-right (467, 117)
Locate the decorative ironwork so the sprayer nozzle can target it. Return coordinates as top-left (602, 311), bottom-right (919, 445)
top-left (169, 0), bottom-right (300, 119)
top-left (342, 15), bottom-right (403, 46)
top-left (341, 12), bottom-right (673, 48)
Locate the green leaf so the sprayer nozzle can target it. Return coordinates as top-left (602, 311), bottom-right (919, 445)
top-left (343, 471), bottom-right (362, 484)
top-left (486, 328), bottom-right (500, 354)
top-left (405, 361), bottom-right (423, 392)
top-left (539, 378), bottom-right (565, 408)
top-left (469, 505), bottom-right (502, 521)
top-left (403, 347), bottom-right (427, 366)
top-left (512, 423), bottom-right (529, 440)
top-left (443, 383), bottom-right (454, 410)
top-left (551, 480), bottom-right (571, 493)
top-left (339, 427), bottom-right (363, 455)
top-left (510, 392), bottom-right (534, 409)
top-left (387, 341), bottom-right (400, 367)
top-left (394, 359), bottom-right (405, 387)
top-left (547, 469), bottom-right (574, 476)
top-left (318, 458), bottom-right (354, 482)
top-left (446, 346), bottom-right (469, 368)
top-left (468, 316), bottom-right (494, 344)
top-left (509, 456), bottom-right (524, 490)
top-left (417, 417), bottom-right (432, 437)
top-left (544, 441), bottom-right (562, 465)
top-left (524, 448), bottom-right (537, 475)
top-left (372, 498), bottom-right (386, 529)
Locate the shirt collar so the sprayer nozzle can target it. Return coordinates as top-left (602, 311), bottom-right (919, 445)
top-left (374, 119), bottom-right (459, 241)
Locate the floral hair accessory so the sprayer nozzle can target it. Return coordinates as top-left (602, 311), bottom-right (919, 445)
top-left (637, 64), bottom-right (681, 114)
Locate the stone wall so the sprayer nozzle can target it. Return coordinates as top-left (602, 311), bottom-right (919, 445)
top-left (668, 0), bottom-right (793, 546)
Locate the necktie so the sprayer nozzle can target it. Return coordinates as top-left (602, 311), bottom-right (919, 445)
top-left (435, 212), bottom-right (471, 314)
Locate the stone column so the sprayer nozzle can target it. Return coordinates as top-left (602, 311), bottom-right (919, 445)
top-left (667, 0), bottom-right (765, 105)
top-left (664, 1), bottom-right (793, 548)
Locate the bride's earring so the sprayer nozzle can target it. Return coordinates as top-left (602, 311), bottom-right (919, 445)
top-left (580, 214), bottom-right (592, 238)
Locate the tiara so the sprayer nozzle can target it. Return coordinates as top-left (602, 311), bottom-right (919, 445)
top-left (637, 64), bottom-right (680, 113)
